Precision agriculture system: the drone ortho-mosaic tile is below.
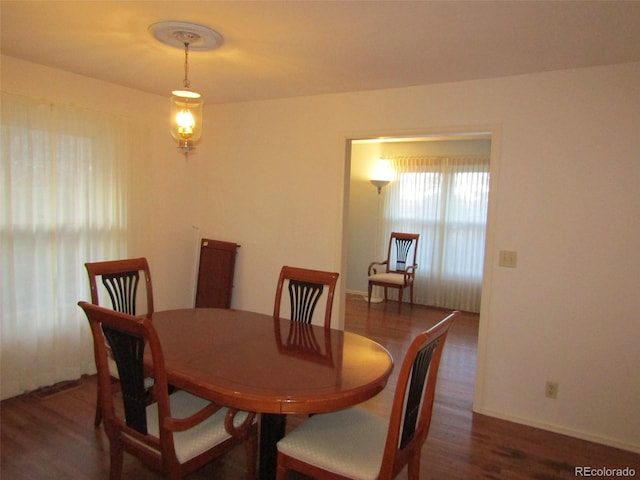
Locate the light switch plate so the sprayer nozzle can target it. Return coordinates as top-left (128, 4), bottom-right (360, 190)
top-left (499, 250), bottom-right (518, 268)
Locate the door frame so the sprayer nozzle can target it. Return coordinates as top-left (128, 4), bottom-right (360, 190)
top-left (339, 125), bottom-right (502, 413)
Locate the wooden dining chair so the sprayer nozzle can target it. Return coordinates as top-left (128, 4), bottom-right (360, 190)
top-left (368, 232), bottom-right (419, 312)
top-left (85, 257), bottom-right (154, 427)
top-left (273, 266), bottom-right (339, 328)
top-left (78, 301), bottom-right (258, 480)
top-left (275, 311), bottom-right (458, 480)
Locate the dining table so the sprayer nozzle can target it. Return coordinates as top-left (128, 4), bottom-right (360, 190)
top-left (149, 307), bottom-right (394, 480)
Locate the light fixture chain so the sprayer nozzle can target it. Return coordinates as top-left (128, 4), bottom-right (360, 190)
top-left (183, 42), bottom-right (191, 89)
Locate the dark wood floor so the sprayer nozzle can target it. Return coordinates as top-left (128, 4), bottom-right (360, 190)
top-left (2, 294), bottom-right (638, 479)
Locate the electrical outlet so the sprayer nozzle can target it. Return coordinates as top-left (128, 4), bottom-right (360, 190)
top-left (545, 381), bottom-right (559, 399)
top-left (499, 250), bottom-right (518, 268)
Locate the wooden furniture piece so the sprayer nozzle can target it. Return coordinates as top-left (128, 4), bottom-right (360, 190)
top-left (78, 302), bottom-right (258, 480)
top-left (85, 257), bottom-right (154, 317)
top-left (275, 311), bottom-right (458, 480)
top-left (195, 238), bottom-right (240, 308)
top-left (85, 257), bottom-right (154, 427)
top-left (368, 232), bottom-right (420, 312)
top-left (147, 308), bottom-right (393, 480)
top-left (273, 266), bottom-right (339, 328)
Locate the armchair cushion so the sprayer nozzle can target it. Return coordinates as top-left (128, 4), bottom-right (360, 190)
top-left (368, 272), bottom-right (408, 285)
top-left (277, 407), bottom-right (388, 480)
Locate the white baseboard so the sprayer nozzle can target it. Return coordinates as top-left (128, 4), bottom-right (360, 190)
top-left (346, 290), bottom-right (638, 452)
top-left (346, 289), bottom-right (367, 297)
top-left (345, 289), bottom-right (384, 303)
top-left (473, 406), bottom-right (640, 454)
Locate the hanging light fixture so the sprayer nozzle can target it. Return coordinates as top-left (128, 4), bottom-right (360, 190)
top-left (170, 37), bottom-right (202, 156)
top-left (149, 21), bottom-right (224, 158)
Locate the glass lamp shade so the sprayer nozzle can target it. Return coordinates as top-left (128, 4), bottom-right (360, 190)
top-left (170, 89), bottom-right (203, 153)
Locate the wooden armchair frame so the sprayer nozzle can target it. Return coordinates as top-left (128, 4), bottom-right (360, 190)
top-left (85, 257), bottom-right (155, 427)
top-left (368, 232), bottom-right (419, 312)
top-left (78, 301), bottom-right (257, 480)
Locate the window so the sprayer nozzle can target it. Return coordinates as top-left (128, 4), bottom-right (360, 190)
top-left (1, 92), bottom-right (134, 399)
top-left (380, 156), bottom-right (490, 312)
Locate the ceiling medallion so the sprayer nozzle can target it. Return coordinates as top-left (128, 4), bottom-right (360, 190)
top-left (148, 21), bottom-right (224, 51)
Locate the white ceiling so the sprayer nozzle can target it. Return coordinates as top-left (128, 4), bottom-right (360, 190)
top-left (2, 1), bottom-right (640, 105)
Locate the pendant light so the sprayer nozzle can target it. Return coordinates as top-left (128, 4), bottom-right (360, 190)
top-left (170, 37), bottom-right (202, 156)
top-left (149, 21), bottom-right (224, 158)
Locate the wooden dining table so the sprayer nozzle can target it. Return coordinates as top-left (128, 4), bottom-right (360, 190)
top-left (149, 308), bottom-right (394, 480)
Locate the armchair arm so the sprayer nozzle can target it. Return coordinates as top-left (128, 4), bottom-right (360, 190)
top-left (224, 408), bottom-right (257, 440)
top-left (404, 264), bottom-right (418, 282)
top-left (368, 260), bottom-right (389, 276)
top-left (163, 402), bottom-right (223, 432)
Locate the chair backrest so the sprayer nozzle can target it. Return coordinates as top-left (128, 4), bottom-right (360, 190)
top-left (273, 266), bottom-right (339, 328)
top-left (85, 258), bottom-right (154, 317)
top-left (379, 310), bottom-right (458, 479)
top-left (78, 301), bottom-right (171, 440)
top-left (385, 232), bottom-right (419, 273)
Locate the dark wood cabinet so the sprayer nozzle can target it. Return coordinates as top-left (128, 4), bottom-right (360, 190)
top-left (195, 238), bottom-right (240, 309)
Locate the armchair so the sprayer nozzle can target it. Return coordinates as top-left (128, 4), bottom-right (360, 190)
top-left (368, 233), bottom-right (419, 312)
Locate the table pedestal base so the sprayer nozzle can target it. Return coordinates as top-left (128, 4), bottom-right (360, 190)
top-left (259, 413), bottom-right (287, 480)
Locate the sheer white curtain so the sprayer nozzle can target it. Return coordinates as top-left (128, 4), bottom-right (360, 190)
top-left (379, 156), bottom-right (490, 312)
top-left (1, 92), bottom-right (132, 400)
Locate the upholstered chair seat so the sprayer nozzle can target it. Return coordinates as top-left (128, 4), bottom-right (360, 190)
top-left (277, 407), bottom-right (388, 480)
top-left (367, 272), bottom-right (407, 285)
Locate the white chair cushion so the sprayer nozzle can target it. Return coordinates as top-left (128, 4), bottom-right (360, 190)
top-left (368, 272), bottom-right (407, 285)
top-left (146, 390), bottom-right (250, 463)
top-left (277, 407), bottom-right (389, 480)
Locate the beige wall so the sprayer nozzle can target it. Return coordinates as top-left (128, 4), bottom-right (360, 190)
top-left (3, 54), bottom-right (639, 452)
top-left (201, 62), bottom-right (640, 452)
top-left (347, 141), bottom-right (382, 296)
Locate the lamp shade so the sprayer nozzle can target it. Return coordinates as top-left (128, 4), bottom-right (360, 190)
top-left (170, 89), bottom-right (203, 153)
top-left (370, 159), bottom-right (395, 193)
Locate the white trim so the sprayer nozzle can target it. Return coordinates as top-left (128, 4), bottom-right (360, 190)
top-left (473, 124), bottom-right (502, 413)
top-left (474, 407), bottom-right (640, 454)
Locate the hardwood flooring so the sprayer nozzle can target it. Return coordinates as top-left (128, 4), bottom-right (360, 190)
top-left (2, 294), bottom-right (638, 479)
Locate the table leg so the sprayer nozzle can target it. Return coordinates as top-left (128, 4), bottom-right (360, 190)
top-left (259, 413), bottom-right (287, 480)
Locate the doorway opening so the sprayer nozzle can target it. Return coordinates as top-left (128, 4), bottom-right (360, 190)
top-left (340, 128), bottom-right (499, 413)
